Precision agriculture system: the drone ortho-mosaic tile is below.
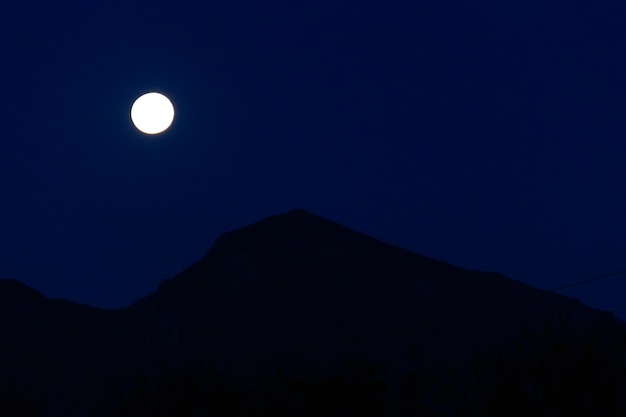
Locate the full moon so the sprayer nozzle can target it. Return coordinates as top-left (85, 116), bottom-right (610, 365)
top-left (130, 92), bottom-right (175, 134)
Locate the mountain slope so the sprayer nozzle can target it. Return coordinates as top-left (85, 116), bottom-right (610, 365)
top-left (0, 209), bottom-right (622, 415)
top-left (129, 209), bottom-right (618, 373)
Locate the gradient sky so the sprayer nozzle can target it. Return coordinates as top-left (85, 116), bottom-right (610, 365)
top-left (1, 1), bottom-right (626, 319)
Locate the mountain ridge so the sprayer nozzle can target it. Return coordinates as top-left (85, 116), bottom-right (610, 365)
top-left (126, 209), bottom-right (620, 373)
top-left (0, 208), bottom-right (623, 416)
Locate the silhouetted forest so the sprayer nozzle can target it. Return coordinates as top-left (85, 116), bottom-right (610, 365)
top-left (3, 312), bottom-right (626, 417)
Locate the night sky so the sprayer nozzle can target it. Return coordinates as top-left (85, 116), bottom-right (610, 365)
top-left (2, 1), bottom-right (626, 319)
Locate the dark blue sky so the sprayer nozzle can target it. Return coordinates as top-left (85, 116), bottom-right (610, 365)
top-left (2, 1), bottom-right (626, 318)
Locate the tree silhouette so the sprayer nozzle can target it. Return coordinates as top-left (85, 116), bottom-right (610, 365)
top-left (94, 314), bottom-right (626, 417)
top-left (449, 312), bottom-right (626, 417)
top-left (96, 360), bottom-right (244, 417)
top-left (0, 378), bottom-right (42, 417)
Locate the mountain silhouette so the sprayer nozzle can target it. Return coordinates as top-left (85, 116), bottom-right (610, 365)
top-left (0, 278), bottom-right (46, 318)
top-left (0, 209), bottom-right (623, 416)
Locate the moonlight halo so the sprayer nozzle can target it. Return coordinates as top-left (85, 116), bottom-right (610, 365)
top-left (130, 92), bottom-right (175, 134)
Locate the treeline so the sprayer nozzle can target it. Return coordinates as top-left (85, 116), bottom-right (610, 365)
top-left (3, 312), bottom-right (626, 416)
top-left (94, 312), bottom-right (626, 417)
top-left (452, 312), bottom-right (626, 417)
top-left (0, 379), bottom-right (42, 417)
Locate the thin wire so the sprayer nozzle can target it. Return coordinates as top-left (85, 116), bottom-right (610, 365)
top-left (552, 268), bottom-right (626, 291)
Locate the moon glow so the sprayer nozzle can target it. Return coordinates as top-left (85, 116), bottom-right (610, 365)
top-left (130, 92), bottom-right (175, 134)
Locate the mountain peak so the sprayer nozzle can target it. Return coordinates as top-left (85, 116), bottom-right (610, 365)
top-left (221, 208), bottom-right (342, 236)
top-left (145, 208), bottom-right (461, 323)
top-left (130, 208), bottom-right (622, 380)
top-left (211, 208), bottom-right (405, 256)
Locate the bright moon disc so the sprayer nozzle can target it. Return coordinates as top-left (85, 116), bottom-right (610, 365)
top-left (130, 92), bottom-right (175, 134)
